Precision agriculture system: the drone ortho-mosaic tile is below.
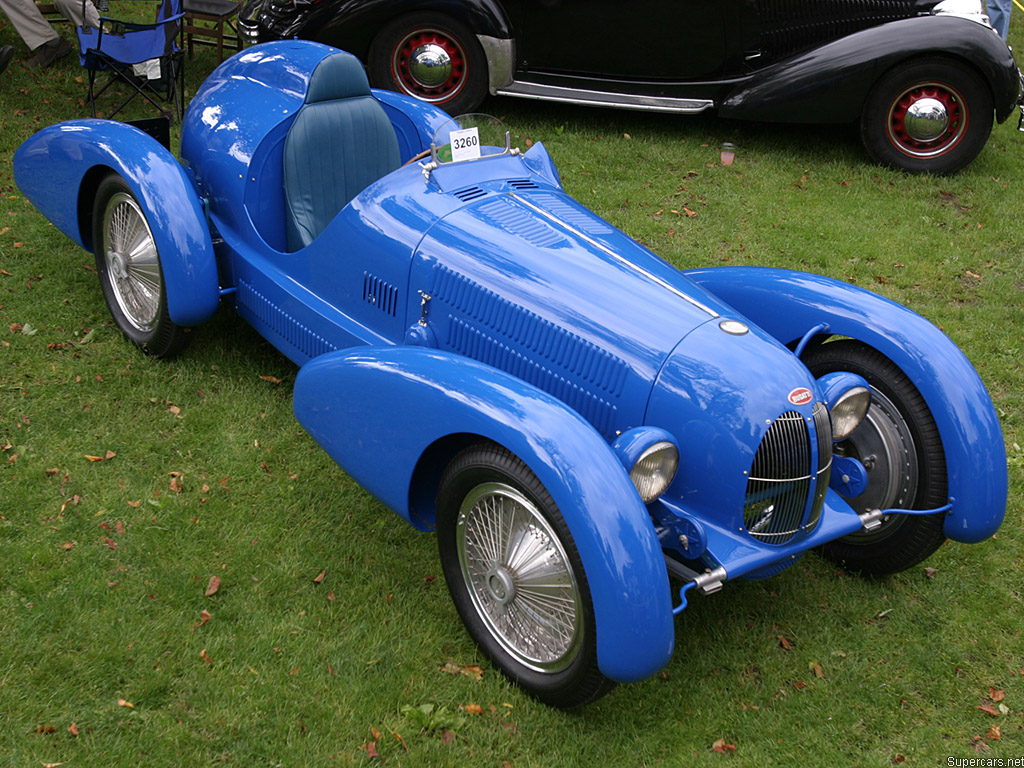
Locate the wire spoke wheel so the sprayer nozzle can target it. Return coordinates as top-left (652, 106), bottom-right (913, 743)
top-left (437, 441), bottom-right (613, 708)
top-left (101, 192), bottom-right (162, 332)
top-left (457, 482), bottom-right (582, 672)
top-left (93, 173), bottom-right (189, 357)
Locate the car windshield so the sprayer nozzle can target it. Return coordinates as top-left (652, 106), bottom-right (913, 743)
top-left (430, 114), bottom-right (517, 164)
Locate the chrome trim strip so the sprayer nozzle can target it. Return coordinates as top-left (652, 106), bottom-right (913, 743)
top-left (476, 35), bottom-right (514, 93)
top-left (497, 80), bottom-right (715, 114)
top-left (509, 193), bottom-right (720, 318)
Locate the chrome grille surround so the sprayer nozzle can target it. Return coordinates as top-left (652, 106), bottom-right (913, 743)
top-left (743, 402), bottom-right (833, 545)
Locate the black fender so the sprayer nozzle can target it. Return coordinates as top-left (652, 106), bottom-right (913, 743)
top-left (719, 16), bottom-right (1020, 124)
top-left (300, 0), bottom-right (512, 60)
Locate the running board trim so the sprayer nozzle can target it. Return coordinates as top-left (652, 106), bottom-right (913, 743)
top-left (496, 80), bottom-right (715, 114)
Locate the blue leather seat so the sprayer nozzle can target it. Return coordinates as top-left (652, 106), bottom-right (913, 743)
top-left (283, 51), bottom-right (400, 251)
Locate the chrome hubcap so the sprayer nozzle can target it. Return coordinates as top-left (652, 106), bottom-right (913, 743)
top-left (102, 192), bottom-right (161, 332)
top-left (456, 482), bottom-right (582, 672)
top-left (903, 97), bottom-right (949, 142)
top-left (408, 43), bottom-right (452, 88)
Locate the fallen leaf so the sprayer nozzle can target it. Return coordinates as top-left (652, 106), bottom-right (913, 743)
top-left (712, 738), bottom-right (737, 753)
top-left (198, 609), bottom-right (212, 626)
top-left (778, 635), bottom-right (792, 650)
top-left (117, 699), bottom-right (134, 708)
top-left (464, 704), bottom-right (483, 716)
top-left (200, 648), bottom-right (212, 664)
top-left (924, 567), bottom-right (938, 579)
top-left (977, 704), bottom-right (1000, 716)
top-left (810, 663), bottom-right (825, 679)
top-left (261, 375), bottom-right (283, 384)
top-left (793, 680), bottom-right (808, 691)
top-left (85, 450), bottom-right (116, 462)
top-left (312, 569), bottom-right (326, 584)
top-left (57, 542), bottom-right (74, 551)
top-left (68, 722), bottom-right (79, 737)
top-left (986, 725), bottom-right (1002, 740)
top-left (441, 729), bottom-right (455, 745)
top-left (102, 537), bottom-right (117, 550)
top-left (205, 576), bottom-right (221, 597)
top-left (989, 687), bottom-right (1005, 702)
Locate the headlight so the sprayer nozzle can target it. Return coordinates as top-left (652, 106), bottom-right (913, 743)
top-left (612, 428), bottom-right (679, 503)
top-left (829, 386), bottom-right (871, 441)
top-left (816, 372), bottom-right (872, 441)
top-left (630, 442), bottom-right (679, 503)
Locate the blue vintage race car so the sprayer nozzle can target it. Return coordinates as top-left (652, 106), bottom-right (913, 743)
top-left (14, 41), bottom-right (1007, 708)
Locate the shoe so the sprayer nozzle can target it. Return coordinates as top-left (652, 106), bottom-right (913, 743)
top-left (0, 45), bottom-right (14, 76)
top-left (24, 36), bottom-right (73, 70)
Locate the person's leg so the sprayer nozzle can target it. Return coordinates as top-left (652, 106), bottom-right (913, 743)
top-left (988, 0), bottom-right (1011, 39)
top-left (0, 0), bottom-right (61, 50)
top-left (52, 0), bottom-right (98, 28)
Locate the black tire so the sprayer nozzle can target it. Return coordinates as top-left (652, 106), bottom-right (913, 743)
top-left (803, 340), bottom-right (948, 575)
top-left (367, 12), bottom-right (488, 115)
top-left (93, 174), bottom-right (189, 358)
top-left (436, 441), bottom-right (614, 708)
top-left (860, 57), bottom-right (993, 174)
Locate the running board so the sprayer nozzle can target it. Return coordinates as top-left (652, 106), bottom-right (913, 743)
top-left (496, 80), bottom-right (715, 114)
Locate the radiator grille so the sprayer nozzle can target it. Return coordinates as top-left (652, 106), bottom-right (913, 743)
top-left (743, 402), bottom-right (832, 544)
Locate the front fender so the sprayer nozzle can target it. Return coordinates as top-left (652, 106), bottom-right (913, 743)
top-left (293, 345), bottom-right (674, 683)
top-left (719, 16), bottom-right (1020, 124)
top-left (685, 266), bottom-right (1007, 544)
top-left (14, 120), bottom-right (218, 327)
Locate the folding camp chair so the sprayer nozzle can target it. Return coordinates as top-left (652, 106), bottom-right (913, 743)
top-left (77, 0), bottom-right (185, 122)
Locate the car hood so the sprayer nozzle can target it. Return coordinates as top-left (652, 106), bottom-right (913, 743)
top-left (404, 166), bottom-right (808, 439)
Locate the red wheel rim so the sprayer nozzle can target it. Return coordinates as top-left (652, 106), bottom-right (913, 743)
top-left (886, 82), bottom-right (968, 159)
top-left (391, 28), bottom-right (467, 105)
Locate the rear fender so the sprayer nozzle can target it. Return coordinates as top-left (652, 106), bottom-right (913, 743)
top-left (14, 120), bottom-right (219, 327)
top-left (719, 16), bottom-right (1020, 124)
top-left (685, 266), bottom-right (1007, 543)
top-left (293, 345), bottom-right (674, 683)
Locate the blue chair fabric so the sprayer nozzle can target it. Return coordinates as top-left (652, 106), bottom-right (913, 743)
top-left (283, 51), bottom-right (401, 251)
top-left (77, 0), bottom-right (185, 121)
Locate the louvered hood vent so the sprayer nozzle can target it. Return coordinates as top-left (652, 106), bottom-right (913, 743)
top-left (429, 265), bottom-right (630, 437)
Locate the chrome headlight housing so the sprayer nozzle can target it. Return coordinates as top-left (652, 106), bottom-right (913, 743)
top-left (612, 428), bottom-right (679, 503)
top-left (934, 0), bottom-right (993, 28)
top-left (817, 371), bottom-right (872, 441)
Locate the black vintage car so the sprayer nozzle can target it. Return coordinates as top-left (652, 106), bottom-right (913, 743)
top-left (238, 0), bottom-right (1023, 174)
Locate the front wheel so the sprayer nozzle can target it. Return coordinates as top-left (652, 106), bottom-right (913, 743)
top-left (860, 57), bottom-right (993, 174)
top-left (803, 340), bottom-right (948, 575)
top-left (436, 441), bottom-right (614, 708)
top-left (93, 174), bottom-right (189, 357)
top-left (367, 12), bottom-right (488, 115)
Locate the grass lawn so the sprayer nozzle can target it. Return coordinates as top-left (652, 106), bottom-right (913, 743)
top-left (1, 11), bottom-right (1022, 768)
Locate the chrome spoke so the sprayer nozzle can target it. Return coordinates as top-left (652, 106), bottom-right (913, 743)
top-left (457, 482), bottom-right (582, 672)
top-left (102, 192), bottom-right (161, 332)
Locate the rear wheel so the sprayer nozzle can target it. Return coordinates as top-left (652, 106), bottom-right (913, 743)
top-left (367, 12), bottom-right (487, 115)
top-left (860, 57), bottom-right (993, 174)
top-left (436, 441), bottom-right (614, 708)
top-left (93, 174), bottom-right (188, 357)
top-left (803, 340), bottom-right (948, 575)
